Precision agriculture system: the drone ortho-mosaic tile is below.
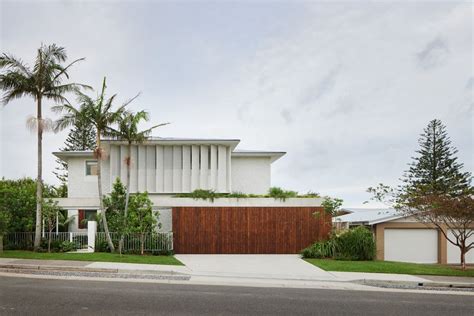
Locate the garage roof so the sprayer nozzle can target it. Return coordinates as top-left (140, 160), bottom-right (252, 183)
top-left (334, 208), bottom-right (403, 225)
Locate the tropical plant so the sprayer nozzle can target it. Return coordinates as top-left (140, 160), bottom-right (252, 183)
top-left (53, 77), bottom-right (129, 252)
top-left (128, 192), bottom-right (158, 255)
top-left (267, 187), bottom-right (298, 201)
top-left (102, 178), bottom-right (127, 251)
top-left (301, 239), bottom-right (335, 259)
top-left (301, 226), bottom-right (375, 261)
top-left (0, 44), bottom-right (89, 250)
top-left (42, 198), bottom-right (66, 253)
top-left (321, 196), bottom-right (343, 216)
top-left (334, 226), bottom-right (376, 260)
top-left (107, 110), bottom-right (168, 254)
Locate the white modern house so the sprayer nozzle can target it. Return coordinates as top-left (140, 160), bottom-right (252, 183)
top-left (53, 137), bottom-right (327, 254)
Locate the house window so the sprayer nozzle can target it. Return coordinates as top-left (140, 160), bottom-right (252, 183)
top-left (78, 210), bottom-right (97, 229)
top-left (85, 160), bottom-right (98, 176)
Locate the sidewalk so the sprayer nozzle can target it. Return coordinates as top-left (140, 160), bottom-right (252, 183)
top-left (1, 257), bottom-right (473, 292)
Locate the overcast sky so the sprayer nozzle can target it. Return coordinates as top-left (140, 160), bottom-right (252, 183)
top-left (0, 1), bottom-right (472, 207)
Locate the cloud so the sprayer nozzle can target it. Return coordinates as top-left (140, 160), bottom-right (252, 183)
top-left (280, 108), bottom-right (293, 124)
top-left (465, 77), bottom-right (474, 90)
top-left (416, 37), bottom-right (450, 70)
top-left (300, 67), bottom-right (340, 109)
top-left (1, 1), bottom-right (472, 208)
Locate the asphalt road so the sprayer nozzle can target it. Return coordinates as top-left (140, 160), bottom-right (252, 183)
top-left (0, 276), bottom-right (473, 315)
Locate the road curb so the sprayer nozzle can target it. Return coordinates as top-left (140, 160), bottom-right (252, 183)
top-left (356, 279), bottom-right (474, 290)
top-left (0, 263), bottom-right (118, 273)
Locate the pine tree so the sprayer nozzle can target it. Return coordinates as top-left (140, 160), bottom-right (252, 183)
top-left (54, 118), bottom-right (96, 192)
top-left (400, 119), bottom-right (471, 197)
top-left (397, 119), bottom-right (473, 269)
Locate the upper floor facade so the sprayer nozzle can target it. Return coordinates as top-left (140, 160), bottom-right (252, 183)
top-left (54, 137), bottom-right (285, 198)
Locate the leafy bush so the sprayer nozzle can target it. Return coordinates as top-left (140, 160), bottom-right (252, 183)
top-left (38, 238), bottom-right (62, 252)
top-left (60, 241), bottom-right (77, 252)
top-left (95, 239), bottom-right (111, 253)
top-left (301, 239), bottom-right (335, 259)
top-left (151, 249), bottom-right (174, 256)
top-left (267, 187), bottom-right (298, 201)
top-left (335, 226), bottom-right (376, 260)
top-left (176, 188), bottom-right (319, 201)
top-left (301, 226), bottom-right (376, 261)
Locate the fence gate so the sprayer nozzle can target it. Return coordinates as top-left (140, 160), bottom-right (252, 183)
top-left (172, 207), bottom-right (331, 254)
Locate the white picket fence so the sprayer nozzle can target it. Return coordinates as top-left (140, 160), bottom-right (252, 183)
top-left (5, 232), bottom-right (173, 252)
top-left (96, 232), bottom-right (174, 252)
top-left (5, 232), bottom-right (88, 250)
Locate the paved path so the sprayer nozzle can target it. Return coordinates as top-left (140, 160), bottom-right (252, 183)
top-left (175, 254), bottom-right (337, 280)
top-left (1, 275), bottom-right (473, 315)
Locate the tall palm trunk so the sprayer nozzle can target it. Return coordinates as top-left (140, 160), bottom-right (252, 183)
top-left (96, 135), bottom-right (115, 252)
top-left (119, 143), bottom-right (132, 255)
top-left (125, 143), bottom-right (132, 222)
top-left (34, 96), bottom-right (43, 250)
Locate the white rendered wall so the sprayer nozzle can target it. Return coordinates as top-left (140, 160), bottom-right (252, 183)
top-left (67, 157), bottom-right (100, 198)
top-left (172, 146), bottom-right (182, 193)
top-left (137, 146), bottom-right (146, 192)
top-left (209, 145), bottom-right (217, 189)
top-left (146, 146), bottom-right (156, 192)
top-left (163, 146), bottom-right (173, 192)
top-left (157, 208), bottom-right (172, 233)
top-left (200, 145), bottom-right (209, 189)
top-left (69, 143), bottom-right (236, 196)
top-left (119, 145), bottom-right (127, 181)
top-left (130, 145), bottom-right (138, 192)
top-left (182, 146), bottom-right (191, 192)
top-left (156, 145), bottom-right (164, 192)
top-left (191, 145), bottom-right (200, 190)
top-left (231, 156), bottom-right (271, 194)
top-left (109, 145), bottom-right (120, 185)
top-left (217, 146), bottom-right (227, 192)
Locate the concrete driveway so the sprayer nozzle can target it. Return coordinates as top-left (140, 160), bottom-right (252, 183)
top-left (174, 254), bottom-right (337, 281)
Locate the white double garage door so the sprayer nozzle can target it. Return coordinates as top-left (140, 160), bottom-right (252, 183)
top-left (384, 229), bottom-right (474, 264)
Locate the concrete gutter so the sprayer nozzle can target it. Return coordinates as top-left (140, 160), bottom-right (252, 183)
top-left (0, 263), bottom-right (118, 273)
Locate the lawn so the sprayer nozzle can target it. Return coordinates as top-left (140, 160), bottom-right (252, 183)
top-left (305, 259), bottom-right (474, 277)
top-left (0, 250), bottom-right (183, 266)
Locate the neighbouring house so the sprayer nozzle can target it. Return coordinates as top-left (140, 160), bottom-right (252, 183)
top-left (53, 137), bottom-right (330, 254)
top-left (334, 208), bottom-right (474, 265)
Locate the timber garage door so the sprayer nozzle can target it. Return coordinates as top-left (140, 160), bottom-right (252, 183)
top-left (384, 229), bottom-right (438, 263)
top-left (172, 207), bottom-right (330, 254)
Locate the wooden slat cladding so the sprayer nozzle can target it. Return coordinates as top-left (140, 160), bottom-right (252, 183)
top-left (172, 207), bottom-right (331, 254)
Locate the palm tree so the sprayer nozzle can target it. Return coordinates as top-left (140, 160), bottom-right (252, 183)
top-left (0, 44), bottom-right (89, 250)
top-left (108, 111), bottom-right (169, 254)
top-left (54, 77), bottom-right (129, 252)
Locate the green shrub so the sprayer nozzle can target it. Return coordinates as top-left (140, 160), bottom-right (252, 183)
top-left (301, 240), bottom-right (335, 259)
top-left (60, 241), bottom-right (77, 252)
top-left (334, 226), bottom-right (375, 261)
top-left (151, 249), bottom-right (174, 256)
top-left (267, 187), bottom-right (298, 201)
top-left (301, 226), bottom-right (376, 261)
top-left (38, 238), bottom-right (62, 252)
top-left (95, 239), bottom-right (110, 252)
